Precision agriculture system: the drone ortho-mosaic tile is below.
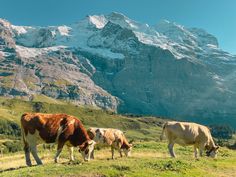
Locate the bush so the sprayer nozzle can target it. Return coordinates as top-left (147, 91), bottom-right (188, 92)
top-left (0, 119), bottom-right (21, 138)
top-left (2, 140), bottom-right (22, 153)
top-left (33, 102), bottom-right (43, 112)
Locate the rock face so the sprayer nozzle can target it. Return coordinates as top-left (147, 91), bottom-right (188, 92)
top-left (0, 19), bottom-right (119, 111)
top-left (0, 13), bottom-right (236, 127)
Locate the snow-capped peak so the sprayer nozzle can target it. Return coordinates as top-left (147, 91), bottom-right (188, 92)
top-left (106, 12), bottom-right (127, 21)
top-left (155, 20), bottom-right (197, 44)
top-left (88, 15), bottom-right (108, 29)
top-left (86, 12), bottom-right (132, 29)
top-left (5, 12), bottom-right (229, 62)
top-left (106, 12), bottom-right (142, 30)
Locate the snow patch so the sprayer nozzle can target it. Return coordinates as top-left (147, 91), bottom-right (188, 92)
top-left (57, 26), bottom-right (71, 36)
top-left (16, 45), bottom-right (67, 58)
top-left (11, 25), bottom-right (28, 34)
top-left (81, 47), bottom-right (124, 60)
top-left (51, 30), bottom-right (56, 37)
top-left (88, 15), bottom-right (107, 29)
top-left (0, 51), bottom-right (11, 57)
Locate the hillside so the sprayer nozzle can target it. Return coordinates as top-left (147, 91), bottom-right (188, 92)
top-left (0, 96), bottom-right (164, 141)
top-left (1, 13), bottom-right (236, 127)
top-left (0, 97), bottom-right (236, 176)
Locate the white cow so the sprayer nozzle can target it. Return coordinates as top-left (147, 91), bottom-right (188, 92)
top-left (87, 127), bottom-right (133, 159)
top-left (160, 121), bottom-right (219, 158)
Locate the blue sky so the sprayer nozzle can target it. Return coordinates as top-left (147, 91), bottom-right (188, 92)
top-left (0, 0), bottom-right (235, 54)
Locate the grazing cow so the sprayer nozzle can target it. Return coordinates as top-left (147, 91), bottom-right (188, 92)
top-left (21, 113), bottom-right (96, 166)
top-left (160, 121), bottom-right (219, 158)
top-left (87, 128), bottom-right (133, 159)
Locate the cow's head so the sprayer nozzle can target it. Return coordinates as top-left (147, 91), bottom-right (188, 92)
top-left (95, 129), bottom-right (105, 143)
top-left (79, 140), bottom-right (96, 161)
top-left (123, 139), bottom-right (134, 157)
top-left (206, 146), bottom-right (219, 158)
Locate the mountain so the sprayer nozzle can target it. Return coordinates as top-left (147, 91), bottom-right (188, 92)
top-left (0, 12), bottom-right (236, 127)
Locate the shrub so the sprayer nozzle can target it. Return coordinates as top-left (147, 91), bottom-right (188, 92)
top-left (2, 140), bottom-right (22, 153)
top-left (0, 119), bottom-right (21, 138)
top-left (33, 102), bottom-right (43, 112)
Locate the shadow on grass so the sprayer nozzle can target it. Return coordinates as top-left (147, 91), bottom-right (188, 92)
top-left (0, 164), bottom-right (37, 173)
top-left (0, 160), bottom-right (83, 174)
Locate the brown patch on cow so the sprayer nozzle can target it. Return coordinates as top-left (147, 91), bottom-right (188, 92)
top-left (21, 113), bottom-right (90, 145)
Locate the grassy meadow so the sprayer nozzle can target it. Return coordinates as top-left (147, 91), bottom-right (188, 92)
top-left (1, 141), bottom-right (236, 177)
top-left (0, 96), bottom-right (236, 177)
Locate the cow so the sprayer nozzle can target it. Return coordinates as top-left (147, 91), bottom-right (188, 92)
top-left (21, 113), bottom-right (96, 166)
top-left (160, 121), bottom-right (219, 158)
top-left (87, 128), bottom-right (133, 159)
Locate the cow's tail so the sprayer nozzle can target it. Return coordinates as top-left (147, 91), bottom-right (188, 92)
top-left (21, 124), bottom-right (27, 145)
top-left (160, 122), bottom-right (167, 141)
top-left (20, 114), bottom-right (28, 146)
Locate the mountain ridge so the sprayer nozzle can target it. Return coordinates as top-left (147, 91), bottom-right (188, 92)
top-left (1, 12), bottom-right (236, 127)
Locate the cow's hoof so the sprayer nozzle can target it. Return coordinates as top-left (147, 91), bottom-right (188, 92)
top-left (107, 158), bottom-right (115, 160)
top-left (37, 161), bottom-right (43, 165)
top-left (26, 161), bottom-right (32, 167)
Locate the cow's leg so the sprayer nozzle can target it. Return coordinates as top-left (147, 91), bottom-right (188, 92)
top-left (91, 149), bottom-right (95, 159)
top-left (67, 146), bottom-right (74, 161)
top-left (54, 141), bottom-right (65, 163)
top-left (23, 143), bottom-right (32, 166)
top-left (27, 132), bottom-right (42, 165)
top-left (119, 149), bottom-right (123, 158)
top-left (199, 143), bottom-right (205, 157)
top-left (30, 145), bottom-right (43, 165)
top-left (168, 142), bottom-right (176, 158)
top-left (111, 146), bottom-right (115, 159)
top-left (117, 141), bottom-right (123, 158)
top-left (194, 145), bottom-right (198, 158)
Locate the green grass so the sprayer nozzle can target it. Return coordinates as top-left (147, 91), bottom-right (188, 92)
top-left (0, 142), bottom-right (236, 177)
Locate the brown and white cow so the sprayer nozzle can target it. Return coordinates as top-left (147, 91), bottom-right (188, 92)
top-left (160, 121), bottom-right (219, 158)
top-left (87, 128), bottom-right (133, 159)
top-left (21, 113), bottom-right (96, 166)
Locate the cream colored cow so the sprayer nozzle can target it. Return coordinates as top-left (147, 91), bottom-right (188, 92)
top-left (88, 128), bottom-right (133, 159)
top-left (160, 121), bottom-right (219, 158)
